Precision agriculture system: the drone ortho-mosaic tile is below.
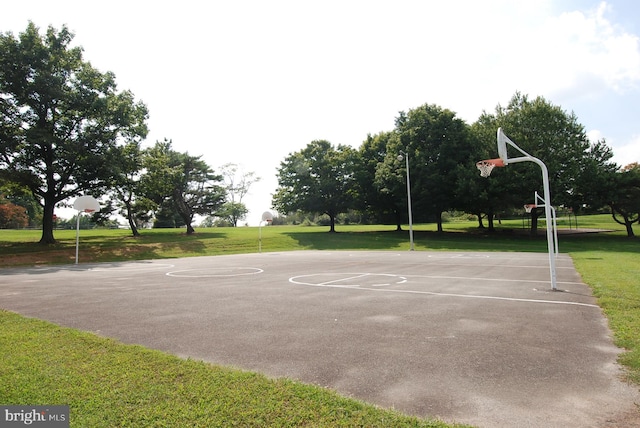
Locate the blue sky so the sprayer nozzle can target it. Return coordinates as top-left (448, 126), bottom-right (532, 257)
top-left (3, 0), bottom-right (639, 225)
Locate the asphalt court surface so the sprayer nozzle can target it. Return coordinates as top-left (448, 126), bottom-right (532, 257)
top-left (2, 250), bottom-right (639, 427)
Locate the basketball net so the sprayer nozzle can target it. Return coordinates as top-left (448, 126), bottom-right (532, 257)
top-left (476, 158), bottom-right (505, 178)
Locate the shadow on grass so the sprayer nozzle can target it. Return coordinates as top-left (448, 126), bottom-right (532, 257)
top-left (283, 229), bottom-right (548, 252)
top-left (283, 227), bottom-right (638, 254)
top-left (0, 230), bottom-right (230, 268)
top-left (283, 230), bottom-right (407, 250)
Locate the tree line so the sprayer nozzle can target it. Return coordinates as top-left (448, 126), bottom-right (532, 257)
top-left (1, 23), bottom-right (638, 242)
top-left (272, 97), bottom-right (640, 237)
top-left (0, 23), bottom-right (257, 242)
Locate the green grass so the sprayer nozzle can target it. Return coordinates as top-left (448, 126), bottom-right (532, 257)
top-left (1, 214), bottom-right (638, 426)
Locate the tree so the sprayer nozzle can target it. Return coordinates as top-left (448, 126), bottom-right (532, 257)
top-left (218, 163), bottom-right (260, 226)
top-left (476, 93), bottom-right (610, 235)
top-left (608, 164), bottom-right (640, 237)
top-left (0, 23), bottom-right (148, 243)
top-left (0, 195), bottom-right (28, 228)
top-left (393, 104), bottom-right (474, 232)
top-left (0, 182), bottom-right (42, 226)
top-left (142, 140), bottom-right (226, 234)
top-left (214, 202), bottom-right (249, 227)
top-left (108, 141), bottom-right (154, 236)
top-left (356, 131), bottom-right (405, 228)
top-left (272, 140), bottom-right (357, 232)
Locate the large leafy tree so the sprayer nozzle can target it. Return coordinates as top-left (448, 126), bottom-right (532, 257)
top-left (272, 140), bottom-right (357, 232)
top-left (109, 141), bottom-right (155, 236)
top-left (355, 131), bottom-right (405, 228)
top-left (608, 163), bottom-right (640, 237)
top-left (0, 23), bottom-right (148, 243)
top-left (475, 92), bottom-right (615, 235)
top-left (142, 140), bottom-right (226, 234)
top-left (370, 131), bottom-right (408, 230)
top-left (392, 104), bottom-right (475, 232)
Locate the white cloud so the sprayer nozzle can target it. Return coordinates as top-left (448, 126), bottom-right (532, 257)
top-left (611, 134), bottom-right (640, 167)
top-left (539, 2), bottom-right (640, 97)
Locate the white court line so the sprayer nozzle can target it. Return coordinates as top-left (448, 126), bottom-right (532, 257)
top-left (318, 273), bottom-right (406, 286)
top-left (89, 263), bottom-right (175, 272)
top-left (289, 274), bottom-right (598, 308)
top-left (166, 267), bottom-right (263, 278)
top-left (395, 262), bottom-right (574, 270)
top-left (352, 285), bottom-right (600, 308)
top-left (407, 274), bottom-right (584, 286)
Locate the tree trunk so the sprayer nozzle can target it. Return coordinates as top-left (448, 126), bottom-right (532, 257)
top-left (127, 213), bottom-right (140, 237)
top-left (395, 208), bottom-right (402, 231)
top-left (329, 214), bottom-right (336, 232)
top-left (530, 210), bottom-right (539, 237)
top-left (173, 190), bottom-right (195, 234)
top-left (436, 211), bottom-right (443, 232)
top-left (625, 222), bottom-right (635, 237)
top-left (39, 197), bottom-right (57, 244)
top-left (476, 212), bottom-right (485, 229)
top-left (124, 201), bottom-right (140, 237)
top-left (610, 206), bottom-right (637, 238)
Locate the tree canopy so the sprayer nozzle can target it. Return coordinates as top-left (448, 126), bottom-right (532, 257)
top-left (142, 140), bottom-right (226, 234)
top-left (273, 140), bottom-right (357, 232)
top-left (0, 23), bottom-right (148, 243)
top-left (471, 93), bottom-right (619, 233)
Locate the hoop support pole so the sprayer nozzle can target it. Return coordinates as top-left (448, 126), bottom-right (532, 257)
top-left (484, 129), bottom-right (558, 290)
top-left (523, 156), bottom-right (558, 290)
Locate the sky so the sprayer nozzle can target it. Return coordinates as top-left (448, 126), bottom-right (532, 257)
top-left (3, 0), bottom-right (640, 225)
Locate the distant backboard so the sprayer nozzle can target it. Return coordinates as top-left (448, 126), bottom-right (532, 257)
top-left (261, 211), bottom-right (273, 222)
top-left (73, 196), bottom-right (100, 213)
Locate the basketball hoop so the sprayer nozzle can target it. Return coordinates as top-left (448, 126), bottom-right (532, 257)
top-left (476, 128), bottom-right (558, 290)
top-left (72, 196), bottom-right (100, 265)
top-left (476, 158), bottom-right (505, 178)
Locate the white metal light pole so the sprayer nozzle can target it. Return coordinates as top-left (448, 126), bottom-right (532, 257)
top-left (398, 151), bottom-right (414, 251)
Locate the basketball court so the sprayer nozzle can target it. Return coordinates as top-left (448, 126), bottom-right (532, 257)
top-left (1, 250), bottom-right (639, 427)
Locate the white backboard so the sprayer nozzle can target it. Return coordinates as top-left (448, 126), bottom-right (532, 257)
top-left (73, 196), bottom-right (101, 212)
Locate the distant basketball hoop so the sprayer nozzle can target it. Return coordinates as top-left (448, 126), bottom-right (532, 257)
top-left (72, 196), bottom-right (101, 265)
top-left (259, 211), bottom-right (274, 253)
top-left (73, 195), bottom-right (101, 212)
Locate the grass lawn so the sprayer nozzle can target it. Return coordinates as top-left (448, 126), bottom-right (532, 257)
top-left (1, 214), bottom-right (638, 426)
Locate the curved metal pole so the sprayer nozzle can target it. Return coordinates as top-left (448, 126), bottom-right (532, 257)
top-left (496, 129), bottom-right (557, 290)
top-left (529, 158), bottom-right (557, 290)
